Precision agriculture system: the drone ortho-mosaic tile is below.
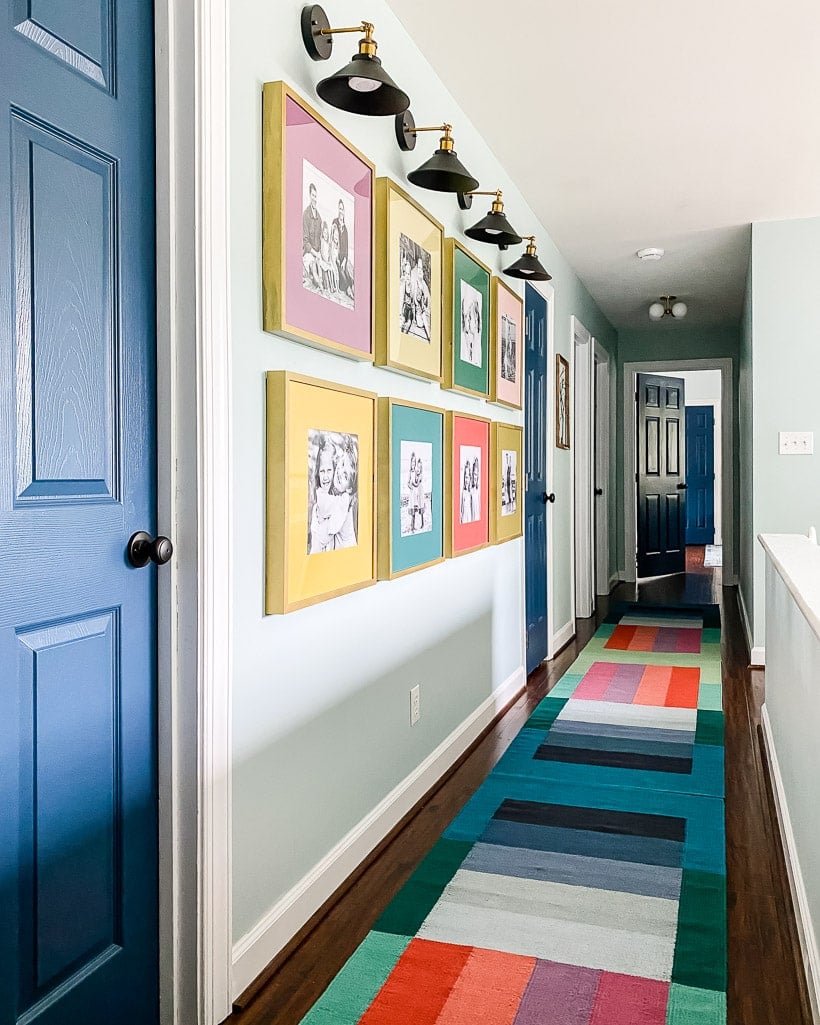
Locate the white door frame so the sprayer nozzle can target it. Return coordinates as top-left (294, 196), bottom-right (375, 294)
top-left (155, 1), bottom-right (233, 1023)
top-left (593, 341), bottom-right (610, 596)
top-left (623, 358), bottom-right (735, 585)
top-left (571, 316), bottom-right (595, 619)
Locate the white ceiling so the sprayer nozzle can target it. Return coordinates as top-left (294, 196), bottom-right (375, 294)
top-left (387, 0), bottom-right (820, 330)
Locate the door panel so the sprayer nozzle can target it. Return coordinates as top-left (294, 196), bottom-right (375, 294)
top-left (525, 285), bottom-right (548, 673)
top-left (685, 405), bottom-right (715, 545)
top-left (636, 374), bottom-right (686, 577)
top-left (0, 3), bottom-right (158, 1023)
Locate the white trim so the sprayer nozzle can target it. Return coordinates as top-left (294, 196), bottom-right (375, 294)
top-left (231, 666), bottom-right (527, 998)
top-left (761, 705), bottom-right (820, 1022)
top-left (571, 317), bottom-right (594, 619)
top-left (194, 0), bottom-right (233, 1020)
top-left (593, 342), bottom-right (610, 596)
top-left (552, 619), bottom-right (576, 653)
top-left (622, 358), bottom-right (736, 586)
top-left (737, 582), bottom-right (765, 666)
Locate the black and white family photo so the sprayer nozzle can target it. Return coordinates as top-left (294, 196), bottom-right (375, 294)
top-left (400, 441), bottom-right (433, 537)
top-left (501, 449), bottom-right (517, 516)
top-left (458, 445), bottom-right (481, 524)
top-left (459, 280), bottom-right (483, 367)
top-left (500, 313), bottom-right (517, 383)
top-left (307, 430), bottom-right (359, 554)
top-left (399, 233), bottom-right (432, 342)
top-left (301, 159), bottom-right (355, 310)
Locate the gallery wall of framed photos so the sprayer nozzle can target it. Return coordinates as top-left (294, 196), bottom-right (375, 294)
top-left (229, 0), bottom-right (619, 975)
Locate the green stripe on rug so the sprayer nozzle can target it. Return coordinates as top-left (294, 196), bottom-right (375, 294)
top-left (671, 870), bottom-right (727, 991)
top-left (374, 838), bottom-right (472, 936)
top-left (666, 983), bottom-right (727, 1024)
top-left (695, 710), bottom-right (725, 746)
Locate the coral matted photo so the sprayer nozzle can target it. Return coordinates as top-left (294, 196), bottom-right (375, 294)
top-left (446, 411), bottom-right (490, 557)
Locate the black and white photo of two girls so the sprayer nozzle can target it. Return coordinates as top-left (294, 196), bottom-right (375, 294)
top-left (306, 430), bottom-right (359, 554)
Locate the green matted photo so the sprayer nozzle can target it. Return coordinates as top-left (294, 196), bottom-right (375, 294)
top-left (442, 237), bottom-right (491, 397)
top-left (377, 397), bottom-right (445, 579)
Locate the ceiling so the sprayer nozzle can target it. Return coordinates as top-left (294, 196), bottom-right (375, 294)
top-left (386, 0), bottom-right (820, 330)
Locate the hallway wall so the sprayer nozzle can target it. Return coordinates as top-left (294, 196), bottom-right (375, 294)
top-left (614, 325), bottom-right (741, 577)
top-left (227, 0), bottom-right (617, 988)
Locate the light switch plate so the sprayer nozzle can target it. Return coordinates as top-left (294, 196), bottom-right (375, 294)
top-left (779, 431), bottom-right (814, 455)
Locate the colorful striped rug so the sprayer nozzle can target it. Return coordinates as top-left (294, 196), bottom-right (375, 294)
top-left (300, 605), bottom-right (726, 1025)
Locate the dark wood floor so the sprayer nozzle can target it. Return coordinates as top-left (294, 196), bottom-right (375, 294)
top-left (227, 569), bottom-right (811, 1025)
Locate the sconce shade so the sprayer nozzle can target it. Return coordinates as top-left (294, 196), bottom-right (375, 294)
top-left (503, 248), bottom-right (551, 281)
top-left (316, 53), bottom-right (410, 116)
top-left (465, 209), bottom-right (522, 249)
top-left (407, 148), bottom-right (479, 194)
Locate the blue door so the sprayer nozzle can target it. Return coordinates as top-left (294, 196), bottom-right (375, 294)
top-left (0, 4), bottom-right (159, 1024)
top-left (685, 405), bottom-right (715, 545)
top-left (524, 285), bottom-right (549, 673)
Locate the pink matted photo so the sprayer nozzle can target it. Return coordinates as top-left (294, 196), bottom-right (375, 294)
top-left (450, 414), bottom-right (490, 555)
top-left (492, 279), bottom-right (523, 408)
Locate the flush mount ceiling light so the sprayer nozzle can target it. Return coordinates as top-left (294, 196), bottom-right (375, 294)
top-left (649, 295), bottom-right (688, 321)
top-left (503, 236), bottom-right (552, 281)
top-left (459, 189), bottom-right (522, 251)
top-left (301, 5), bottom-right (410, 116)
top-left (395, 110), bottom-right (479, 193)
top-left (637, 247), bottom-right (665, 261)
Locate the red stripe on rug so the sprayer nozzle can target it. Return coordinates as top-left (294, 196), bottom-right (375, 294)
top-left (664, 667), bottom-right (701, 708)
top-left (604, 625), bottom-right (637, 650)
top-left (436, 947), bottom-right (536, 1025)
top-left (588, 971), bottom-right (669, 1025)
top-left (359, 939), bottom-right (472, 1025)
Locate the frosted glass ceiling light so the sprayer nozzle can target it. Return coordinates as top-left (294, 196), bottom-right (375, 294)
top-left (301, 5), bottom-right (410, 116)
top-left (648, 295), bottom-right (688, 321)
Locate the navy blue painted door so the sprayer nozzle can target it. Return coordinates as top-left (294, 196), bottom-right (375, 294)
top-left (685, 405), bottom-right (715, 545)
top-left (0, 4), bottom-right (159, 1025)
top-left (525, 285), bottom-right (549, 673)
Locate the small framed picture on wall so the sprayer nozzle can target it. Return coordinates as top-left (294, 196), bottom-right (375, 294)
top-left (442, 238), bottom-right (492, 398)
top-left (262, 81), bottom-right (375, 360)
top-left (490, 278), bottom-right (523, 409)
top-left (556, 353), bottom-right (570, 449)
top-left (491, 423), bottom-right (523, 544)
top-left (377, 398), bottom-right (445, 579)
top-left (445, 411), bottom-right (491, 557)
top-left (265, 372), bottom-right (377, 613)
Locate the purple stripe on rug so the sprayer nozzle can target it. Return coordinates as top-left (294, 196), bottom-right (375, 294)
top-left (653, 627), bottom-right (685, 652)
top-left (603, 663), bottom-right (645, 703)
top-left (513, 959), bottom-right (600, 1025)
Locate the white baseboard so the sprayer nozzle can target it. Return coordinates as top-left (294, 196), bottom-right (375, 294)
top-left (761, 705), bottom-right (820, 1023)
top-left (231, 665), bottom-right (527, 998)
top-left (552, 620), bottom-right (575, 653)
top-left (738, 586), bottom-right (765, 666)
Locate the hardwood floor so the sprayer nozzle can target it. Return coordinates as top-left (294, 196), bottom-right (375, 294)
top-left (226, 575), bottom-right (811, 1025)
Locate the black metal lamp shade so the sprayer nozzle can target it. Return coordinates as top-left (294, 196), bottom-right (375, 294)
top-left (407, 148), bottom-right (479, 194)
top-left (316, 53), bottom-right (410, 116)
top-left (504, 239), bottom-right (551, 281)
top-left (465, 209), bottom-right (522, 249)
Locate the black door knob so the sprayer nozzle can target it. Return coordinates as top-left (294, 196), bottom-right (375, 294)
top-left (127, 531), bottom-right (174, 568)
top-left (595, 487), bottom-right (603, 496)
top-left (543, 492), bottom-right (556, 504)
top-left (676, 482), bottom-right (688, 490)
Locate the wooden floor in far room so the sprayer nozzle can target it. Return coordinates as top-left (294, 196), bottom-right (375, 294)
top-left (225, 568), bottom-right (812, 1025)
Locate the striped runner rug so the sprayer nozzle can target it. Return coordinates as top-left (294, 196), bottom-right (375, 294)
top-left (300, 604), bottom-right (726, 1025)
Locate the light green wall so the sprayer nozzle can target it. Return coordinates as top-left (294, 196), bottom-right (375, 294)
top-left (738, 259), bottom-right (754, 640)
top-left (229, 0), bottom-right (616, 946)
top-left (615, 325), bottom-right (741, 574)
top-left (747, 217), bottom-right (820, 648)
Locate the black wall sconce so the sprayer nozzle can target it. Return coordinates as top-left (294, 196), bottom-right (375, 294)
top-left (503, 236), bottom-right (552, 281)
top-left (395, 111), bottom-right (479, 193)
top-left (458, 189), bottom-right (522, 250)
top-left (301, 4), bottom-right (410, 115)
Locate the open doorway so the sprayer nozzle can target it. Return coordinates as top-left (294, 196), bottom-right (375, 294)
top-left (622, 358), bottom-right (735, 586)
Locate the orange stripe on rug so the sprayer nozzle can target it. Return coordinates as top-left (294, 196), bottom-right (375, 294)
top-left (359, 939), bottom-right (472, 1025)
top-left (435, 947), bottom-right (535, 1025)
top-left (664, 667), bottom-right (701, 708)
top-left (632, 665), bottom-right (672, 706)
top-left (604, 625), bottom-right (636, 650)
top-left (629, 626), bottom-right (658, 651)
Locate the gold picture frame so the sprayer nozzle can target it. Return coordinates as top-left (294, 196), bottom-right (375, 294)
top-left (266, 372), bottom-right (377, 613)
top-left (491, 423), bottom-right (523, 543)
top-left (375, 178), bottom-right (443, 381)
top-left (442, 238), bottom-right (492, 398)
top-left (445, 410), bottom-right (492, 558)
top-left (262, 81), bottom-right (375, 360)
top-left (490, 277), bottom-right (524, 409)
top-left (556, 353), bottom-right (570, 449)
top-left (377, 397), bottom-right (445, 580)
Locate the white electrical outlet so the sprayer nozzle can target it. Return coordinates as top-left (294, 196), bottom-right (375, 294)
top-left (410, 685), bottom-right (420, 726)
top-left (779, 431), bottom-right (814, 455)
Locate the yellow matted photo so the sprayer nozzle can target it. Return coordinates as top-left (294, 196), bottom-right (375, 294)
top-left (262, 81), bottom-right (375, 361)
top-left (265, 372), bottom-right (377, 614)
top-left (374, 178), bottom-right (443, 381)
top-left (491, 422), bottom-right (523, 544)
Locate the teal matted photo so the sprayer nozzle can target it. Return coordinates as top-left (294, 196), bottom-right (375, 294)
top-left (442, 238), bottom-right (491, 397)
top-left (377, 398), bottom-right (445, 580)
